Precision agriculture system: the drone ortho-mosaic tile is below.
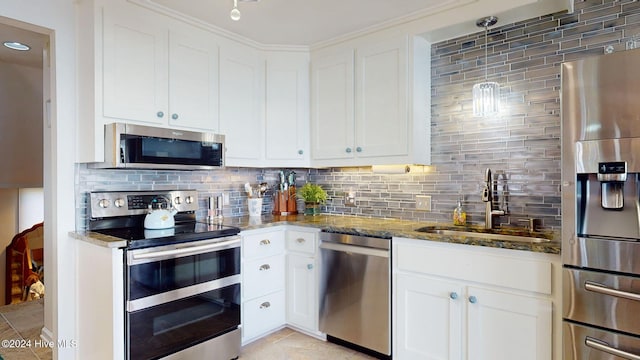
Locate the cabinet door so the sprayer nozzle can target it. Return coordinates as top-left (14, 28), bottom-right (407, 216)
top-left (219, 45), bottom-right (264, 166)
top-left (311, 50), bottom-right (355, 161)
top-left (355, 35), bottom-right (408, 159)
top-left (102, 6), bottom-right (167, 125)
top-left (395, 273), bottom-right (463, 360)
top-left (466, 286), bottom-right (552, 360)
top-left (168, 27), bottom-right (219, 132)
top-left (265, 52), bottom-right (310, 166)
top-left (286, 254), bottom-right (317, 332)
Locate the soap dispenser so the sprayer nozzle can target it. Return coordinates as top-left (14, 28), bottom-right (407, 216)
top-left (453, 198), bottom-right (467, 226)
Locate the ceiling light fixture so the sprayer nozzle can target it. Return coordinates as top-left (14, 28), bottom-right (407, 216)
top-left (472, 16), bottom-right (499, 118)
top-left (3, 41), bottom-right (30, 51)
top-left (230, 0), bottom-right (241, 21)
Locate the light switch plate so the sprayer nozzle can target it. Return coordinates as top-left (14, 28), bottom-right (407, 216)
top-left (416, 195), bottom-right (431, 211)
top-left (345, 192), bottom-right (356, 207)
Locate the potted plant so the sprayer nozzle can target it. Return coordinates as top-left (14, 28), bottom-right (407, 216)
top-left (298, 183), bottom-right (327, 216)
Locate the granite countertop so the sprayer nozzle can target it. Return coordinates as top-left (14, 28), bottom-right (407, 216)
top-left (71, 214), bottom-right (561, 254)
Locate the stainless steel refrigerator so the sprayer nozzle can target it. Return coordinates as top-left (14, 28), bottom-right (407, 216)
top-left (562, 48), bottom-right (640, 359)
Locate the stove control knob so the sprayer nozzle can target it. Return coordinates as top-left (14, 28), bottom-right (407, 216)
top-left (174, 196), bottom-right (182, 205)
top-left (98, 199), bottom-right (110, 208)
top-left (114, 198), bottom-right (125, 208)
top-left (185, 196), bottom-right (194, 204)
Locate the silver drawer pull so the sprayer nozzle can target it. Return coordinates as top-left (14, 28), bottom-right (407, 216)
top-left (296, 238), bottom-right (305, 244)
top-left (259, 264), bottom-right (271, 271)
top-left (260, 302), bottom-right (271, 309)
top-left (585, 281), bottom-right (640, 302)
top-left (259, 239), bottom-right (271, 245)
top-left (586, 337), bottom-right (640, 360)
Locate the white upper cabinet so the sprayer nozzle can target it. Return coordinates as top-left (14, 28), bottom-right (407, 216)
top-left (102, 5), bottom-right (167, 126)
top-left (102, 4), bottom-right (219, 131)
top-left (310, 50), bottom-right (355, 161)
top-left (167, 25), bottom-right (219, 131)
top-left (265, 52), bottom-right (310, 167)
top-left (355, 36), bottom-right (408, 159)
top-left (219, 44), bottom-right (265, 167)
top-left (310, 34), bottom-right (430, 167)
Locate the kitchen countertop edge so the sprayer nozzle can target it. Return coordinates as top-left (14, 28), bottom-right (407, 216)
top-left (71, 214), bottom-right (561, 254)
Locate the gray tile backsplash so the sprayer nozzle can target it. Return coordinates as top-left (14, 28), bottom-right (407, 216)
top-left (76, 0), bottom-right (640, 231)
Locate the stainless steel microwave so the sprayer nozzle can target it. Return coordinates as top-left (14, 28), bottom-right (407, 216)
top-left (89, 123), bottom-right (225, 170)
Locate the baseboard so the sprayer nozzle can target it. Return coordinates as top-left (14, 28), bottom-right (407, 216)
top-left (40, 326), bottom-right (53, 343)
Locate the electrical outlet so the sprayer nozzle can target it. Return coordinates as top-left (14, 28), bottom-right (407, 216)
top-left (416, 195), bottom-right (431, 211)
top-left (345, 191), bottom-right (356, 207)
top-left (222, 192), bottom-right (230, 206)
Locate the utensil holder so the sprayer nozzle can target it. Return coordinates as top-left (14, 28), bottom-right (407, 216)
top-left (248, 198), bottom-right (263, 217)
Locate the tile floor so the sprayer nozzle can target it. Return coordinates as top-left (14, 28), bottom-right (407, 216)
top-left (0, 299), bottom-right (51, 360)
top-left (0, 301), bottom-right (374, 360)
top-left (240, 328), bottom-right (376, 360)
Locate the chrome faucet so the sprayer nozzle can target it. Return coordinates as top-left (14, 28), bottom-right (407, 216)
top-left (482, 168), bottom-right (505, 229)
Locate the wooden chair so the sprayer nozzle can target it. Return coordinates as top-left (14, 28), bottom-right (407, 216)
top-left (5, 222), bottom-right (44, 304)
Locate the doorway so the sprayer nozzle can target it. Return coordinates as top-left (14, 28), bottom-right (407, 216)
top-left (0, 22), bottom-right (47, 304)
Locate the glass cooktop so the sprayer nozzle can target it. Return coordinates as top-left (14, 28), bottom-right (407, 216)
top-left (93, 222), bottom-right (241, 249)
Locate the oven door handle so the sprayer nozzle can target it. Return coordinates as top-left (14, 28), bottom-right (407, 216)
top-left (584, 280), bottom-right (640, 302)
top-left (586, 336), bottom-right (640, 360)
top-left (132, 238), bottom-right (241, 261)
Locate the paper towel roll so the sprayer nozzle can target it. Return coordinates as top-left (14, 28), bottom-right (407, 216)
top-left (371, 165), bottom-right (411, 174)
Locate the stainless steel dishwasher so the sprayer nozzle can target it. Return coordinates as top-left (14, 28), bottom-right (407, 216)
top-left (319, 232), bottom-right (391, 358)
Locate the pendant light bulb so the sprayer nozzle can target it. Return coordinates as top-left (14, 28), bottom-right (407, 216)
top-left (230, 0), bottom-right (241, 21)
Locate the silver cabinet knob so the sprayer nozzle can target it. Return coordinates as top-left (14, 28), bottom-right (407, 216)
top-left (307, 264), bottom-right (313, 270)
top-left (469, 296), bottom-right (478, 304)
top-left (298, 150), bottom-right (304, 155)
top-left (259, 264), bottom-right (271, 271)
top-left (259, 302), bottom-right (271, 309)
top-left (449, 292), bottom-right (458, 300)
top-left (296, 238), bottom-right (305, 244)
top-left (156, 111), bottom-right (164, 118)
top-left (356, 147), bottom-right (362, 152)
top-left (171, 113), bottom-right (179, 120)
top-left (346, 147), bottom-right (352, 153)
top-left (259, 239), bottom-right (271, 245)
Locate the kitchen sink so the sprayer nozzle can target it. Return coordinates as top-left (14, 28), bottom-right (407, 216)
top-left (414, 225), bottom-right (553, 244)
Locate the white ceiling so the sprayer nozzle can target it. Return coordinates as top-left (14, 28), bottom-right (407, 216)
top-left (0, 22), bottom-right (47, 68)
top-left (151, 0), bottom-right (458, 46)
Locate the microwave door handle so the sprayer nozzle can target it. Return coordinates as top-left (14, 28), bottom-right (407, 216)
top-left (585, 337), bottom-right (640, 360)
top-left (132, 238), bottom-right (240, 261)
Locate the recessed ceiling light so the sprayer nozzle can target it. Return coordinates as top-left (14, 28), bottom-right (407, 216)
top-left (3, 41), bottom-right (31, 51)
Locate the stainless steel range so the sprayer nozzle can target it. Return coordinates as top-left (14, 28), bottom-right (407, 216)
top-left (89, 189), bottom-right (242, 360)
top-left (562, 49), bottom-right (640, 359)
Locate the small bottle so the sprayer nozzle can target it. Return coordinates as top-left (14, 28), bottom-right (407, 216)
top-left (453, 198), bottom-right (466, 226)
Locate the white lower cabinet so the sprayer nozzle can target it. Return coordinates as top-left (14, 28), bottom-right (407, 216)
top-left (242, 290), bottom-right (286, 342)
top-left (285, 228), bottom-right (320, 334)
top-left (286, 228), bottom-right (320, 335)
top-left (393, 237), bottom-right (558, 360)
top-left (241, 228), bottom-right (286, 344)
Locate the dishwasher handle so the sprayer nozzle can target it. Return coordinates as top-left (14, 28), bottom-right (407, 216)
top-left (320, 241), bottom-right (389, 258)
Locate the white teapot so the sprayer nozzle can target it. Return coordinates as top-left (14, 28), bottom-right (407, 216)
top-left (144, 203), bottom-right (178, 229)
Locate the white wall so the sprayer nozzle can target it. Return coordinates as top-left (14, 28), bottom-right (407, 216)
top-left (0, 61), bottom-right (43, 188)
top-left (0, 2), bottom-right (77, 359)
top-left (19, 188), bottom-right (44, 232)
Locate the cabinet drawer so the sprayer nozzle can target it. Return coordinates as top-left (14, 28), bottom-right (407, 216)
top-left (243, 230), bottom-right (285, 259)
top-left (242, 290), bottom-right (285, 342)
top-left (243, 254), bottom-right (285, 299)
top-left (286, 230), bottom-right (316, 254)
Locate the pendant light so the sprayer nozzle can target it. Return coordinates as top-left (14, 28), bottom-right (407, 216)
top-left (472, 16), bottom-right (499, 118)
top-left (230, 0), bottom-right (241, 21)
